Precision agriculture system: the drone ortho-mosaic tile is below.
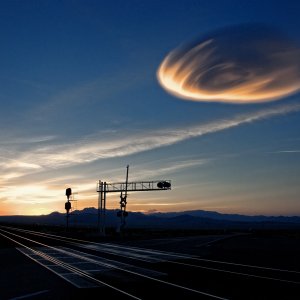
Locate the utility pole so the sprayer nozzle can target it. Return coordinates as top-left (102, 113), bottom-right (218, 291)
top-left (97, 165), bottom-right (171, 236)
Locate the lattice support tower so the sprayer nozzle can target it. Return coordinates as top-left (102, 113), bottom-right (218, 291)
top-left (96, 166), bottom-right (171, 236)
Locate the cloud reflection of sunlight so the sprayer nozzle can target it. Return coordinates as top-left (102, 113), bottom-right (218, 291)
top-left (158, 25), bottom-right (300, 103)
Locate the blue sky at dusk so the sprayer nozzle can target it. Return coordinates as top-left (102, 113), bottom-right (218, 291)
top-left (0, 0), bottom-right (299, 216)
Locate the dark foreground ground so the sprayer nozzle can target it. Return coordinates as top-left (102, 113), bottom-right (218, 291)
top-left (0, 225), bottom-right (299, 299)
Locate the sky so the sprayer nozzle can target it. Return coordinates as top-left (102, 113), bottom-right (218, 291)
top-left (0, 0), bottom-right (299, 216)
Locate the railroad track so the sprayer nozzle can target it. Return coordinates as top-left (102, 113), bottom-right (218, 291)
top-left (0, 225), bottom-right (299, 299)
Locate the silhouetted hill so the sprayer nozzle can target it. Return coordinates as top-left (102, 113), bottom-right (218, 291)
top-left (0, 208), bottom-right (299, 229)
top-left (149, 210), bottom-right (300, 223)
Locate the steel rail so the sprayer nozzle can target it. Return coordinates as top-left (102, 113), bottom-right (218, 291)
top-left (2, 225), bottom-right (299, 276)
top-left (0, 230), bottom-right (141, 300)
top-left (0, 228), bottom-right (229, 300)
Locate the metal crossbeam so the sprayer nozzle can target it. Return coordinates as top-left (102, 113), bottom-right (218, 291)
top-left (97, 176), bottom-right (171, 236)
top-left (97, 180), bottom-right (171, 193)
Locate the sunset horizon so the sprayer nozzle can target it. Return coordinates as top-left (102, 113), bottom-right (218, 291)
top-left (0, 1), bottom-right (299, 218)
top-left (1, 2), bottom-right (299, 300)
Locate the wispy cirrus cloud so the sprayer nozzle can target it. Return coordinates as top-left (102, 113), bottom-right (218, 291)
top-left (0, 135), bottom-right (56, 145)
top-left (270, 150), bottom-right (300, 154)
top-left (129, 158), bottom-right (210, 181)
top-left (32, 68), bottom-right (147, 118)
top-left (0, 103), bottom-right (299, 180)
top-left (1, 103), bottom-right (299, 214)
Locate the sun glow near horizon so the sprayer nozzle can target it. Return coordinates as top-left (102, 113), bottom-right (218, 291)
top-left (0, 3), bottom-right (300, 218)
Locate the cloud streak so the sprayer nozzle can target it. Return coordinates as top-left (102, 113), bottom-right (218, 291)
top-left (270, 150), bottom-right (300, 154)
top-left (1, 103), bottom-right (299, 213)
top-left (158, 24), bottom-right (300, 103)
top-left (1, 103), bottom-right (299, 178)
top-left (0, 135), bottom-right (56, 145)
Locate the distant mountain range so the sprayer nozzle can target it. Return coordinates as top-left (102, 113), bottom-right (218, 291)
top-left (0, 208), bottom-right (299, 230)
top-left (149, 210), bottom-right (300, 223)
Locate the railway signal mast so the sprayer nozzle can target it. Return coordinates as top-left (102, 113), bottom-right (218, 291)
top-left (118, 165), bottom-right (129, 231)
top-left (97, 165), bottom-right (171, 236)
top-left (65, 188), bottom-right (72, 229)
top-left (64, 188), bottom-right (78, 230)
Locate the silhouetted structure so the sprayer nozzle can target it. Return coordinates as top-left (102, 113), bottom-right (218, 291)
top-left (65, 188), bottom-right (72, 229)
top-left (118, 165), bottom-right (129, 232)
top-left (97, 165), bottom-right (171, 236)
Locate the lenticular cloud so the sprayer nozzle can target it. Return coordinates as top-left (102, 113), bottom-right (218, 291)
top-left (157, 25), bottom-right (300, 104)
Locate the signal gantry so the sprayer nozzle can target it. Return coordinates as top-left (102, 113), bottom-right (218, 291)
top-left (96, 165), bottom-right (171, 235)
